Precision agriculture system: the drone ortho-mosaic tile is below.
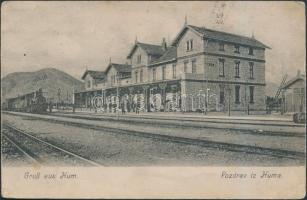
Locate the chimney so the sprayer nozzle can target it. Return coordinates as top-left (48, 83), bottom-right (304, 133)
top-left (135, 36), bottom-right (138, 44)
top-left (162, 37), bottom-right (167, 51)
top-left (184, 14), bottom-right (188, 26)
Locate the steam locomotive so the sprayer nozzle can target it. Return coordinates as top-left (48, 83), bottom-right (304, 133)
top-left (5, 88), bottom-right (48, 113)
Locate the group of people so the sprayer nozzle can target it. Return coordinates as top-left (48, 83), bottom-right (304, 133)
top-left (118, 101), bottom-right (140, 114)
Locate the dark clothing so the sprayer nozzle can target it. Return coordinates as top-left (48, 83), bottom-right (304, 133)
top-left (121, 104), bottom-right (125, 114)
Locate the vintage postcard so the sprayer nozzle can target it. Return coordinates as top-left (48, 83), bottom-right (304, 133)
top-left (1, 1), bottom-right (306, 199)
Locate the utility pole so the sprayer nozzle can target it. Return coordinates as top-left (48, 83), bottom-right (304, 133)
top-left (57, 88), bottom-right (61, 110)
top-left (72, 86), bottom-right (75, 113)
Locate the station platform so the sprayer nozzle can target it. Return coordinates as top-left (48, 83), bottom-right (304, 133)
top-left (51, 108), bottom-right (295, 123)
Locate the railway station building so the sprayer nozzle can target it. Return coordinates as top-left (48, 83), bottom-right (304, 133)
top-left (281, 71), bottom-right (306, 113)
top-left (74, 23), bottom-right (269, 113)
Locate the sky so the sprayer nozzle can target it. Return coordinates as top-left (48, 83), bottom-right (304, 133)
top-left (1, 1), bottom-right (305, 83)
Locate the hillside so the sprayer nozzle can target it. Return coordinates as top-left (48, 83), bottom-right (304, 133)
top-left (1, 68), bottom-right (84, 103)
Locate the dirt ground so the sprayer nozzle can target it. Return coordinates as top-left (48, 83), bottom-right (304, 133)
top-left (1, 113), bottom-right (305, 166)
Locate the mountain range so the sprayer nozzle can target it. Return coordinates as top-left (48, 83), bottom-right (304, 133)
top-left (1, 68), bottom-right (84, 103)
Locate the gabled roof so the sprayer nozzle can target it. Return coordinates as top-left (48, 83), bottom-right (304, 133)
top-left (171, 24), bottom-right (270, 49)
top-left (149, 46), bottom-right (177, 66)
top-left (81, 70), bottom-right (105, 80)
top-left (127, 42), bottom-right (165, 59)
top-left (282, 74), bottom-right (306, 89)
top-left (105, 63), bottom-right (132, 74)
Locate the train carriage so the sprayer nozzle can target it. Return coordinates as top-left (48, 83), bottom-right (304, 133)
top-left (5, 88), bottom-right (48, 113)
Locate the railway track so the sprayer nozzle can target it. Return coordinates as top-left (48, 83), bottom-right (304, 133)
top-left (2, 133), bottom-right (41, 166)
top-left (2, 124), bottom-right (102, 167)
top-left (71, 122), bottom-right (305, 160)
top-left (4, 113), bottom-right (305, 161)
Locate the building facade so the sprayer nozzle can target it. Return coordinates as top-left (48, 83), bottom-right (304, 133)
top-left (74, 23), bottom-right (269, 113)
top-left (282, 71), bottom-right (306, 113)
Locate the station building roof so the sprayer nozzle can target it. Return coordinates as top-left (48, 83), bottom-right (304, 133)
top-left (81, 70), bottom-right (105, 80)
top-left (172, 24), bottom-right (270, 49)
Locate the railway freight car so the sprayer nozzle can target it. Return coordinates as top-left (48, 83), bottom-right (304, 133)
top-left (6, 88), bottom-right (48, 113)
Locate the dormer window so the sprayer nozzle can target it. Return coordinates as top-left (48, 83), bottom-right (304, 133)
top-left (219, 43), bottom-right (225, 51)
top-left (111, 75), bottom-right (116, 84)
top-left (186, 39), bottom-right (193, 51)
top-left (140, 69), bottom-right (143, 82)
top-left (87, 81), bottom-right (91, 88)
top-left (172, 64), bottom-right (176, 78)
top-left (152, 68), bottom-right (156, 81)
top-left (162, 66), bottom-right (166, 80)
top-left (135, 71), bottom-right (138, 83)
top-left (190, 40), bottom-right (193, 50)
top-left (249, 47), bottom-right (254, 55)
top-left (234, 45), bottom-right (240, 53)
top-left (137, 55), bottom-right (141, 64)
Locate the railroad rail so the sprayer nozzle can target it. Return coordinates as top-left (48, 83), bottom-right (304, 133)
top-left (2, 124), bottom-right (102, 167)
top-left (3, 112), bottom-right (305, 161)
top-left (2, 133), bottom-right (41, 166)
top-left (73, 122), bottom-right (305, 160)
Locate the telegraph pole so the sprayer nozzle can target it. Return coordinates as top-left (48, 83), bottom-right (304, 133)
top-left (72, 86), bottom-right (75, 113)
top-left (57, 88), bottom-right (61, 109)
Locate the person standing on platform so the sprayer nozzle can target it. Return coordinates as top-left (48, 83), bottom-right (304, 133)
top-left (136, 103), bottom-right (140, 114)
